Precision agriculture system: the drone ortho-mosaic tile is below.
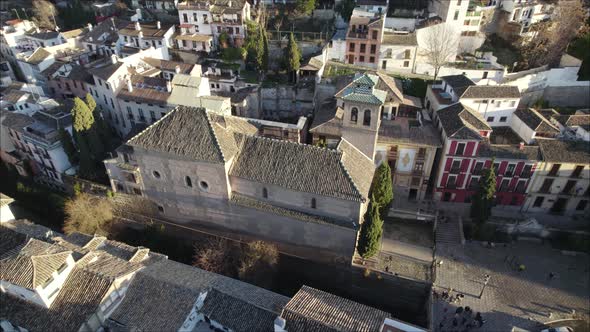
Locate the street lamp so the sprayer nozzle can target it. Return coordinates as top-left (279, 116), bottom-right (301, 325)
top-left (478, 274), bottom-right (491, 299)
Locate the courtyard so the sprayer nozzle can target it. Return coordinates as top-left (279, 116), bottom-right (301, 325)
top-left (433, 241), bottom-right (590, 331)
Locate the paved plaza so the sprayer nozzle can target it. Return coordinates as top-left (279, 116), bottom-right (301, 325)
top-left (433, 241), bottom-right (590, 331)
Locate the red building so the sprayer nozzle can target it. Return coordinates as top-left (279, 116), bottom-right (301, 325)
top-left (433, 103), bottom-right (540, 207)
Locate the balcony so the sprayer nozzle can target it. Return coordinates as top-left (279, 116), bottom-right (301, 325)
top-left (348, 31), bottom-right (369, 39)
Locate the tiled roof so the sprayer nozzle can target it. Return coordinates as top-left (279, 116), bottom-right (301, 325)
top-left (87, 60), bottom-right (124, 81)
top-left (81, 17), bottom-right (130, 45)
top-left (309, 98), bottom-right (344, 137)
top-left (209, 0), bottom-right (248, 14)
top-left (25, 48), bottom-right (51, 65)
top-left (335, 73), bottom-right (387, 105)
top-left (375, 72), bottom-right (404, 102)
top-left (0, 226), bottom-right (27, 260)
top-left (200, 288), bottom-right (279, 332)
top-left (478, 142), bottom-right (540, 160)
top-left (106, 272), bottom-right (201, 332)
top-left (437, 103), bottom-right (491, 140)
top-left (108, 259), bottom-right (289, 327)
top-left (127, 106), bottom-right (236, 163)
top-left (175, 33), bottom-right (213, 42)
top-left (382, 32), bottom-right (417, 45)
top-left (141, 57), bottom-right (194, 74)
top-left (513, 108), bottom-right (559, 134)
top-left (281, 286), bottom-right (390, 332)
top-left (119, 22), bottom-right (173, 38)
top-left (441, 75), bottom-right (475, 97)
top-left (28, 31), bottom-right (60, 40)
top-left (537, 139), bottom-right (590, 163)
top-left (61, 28), bottom-right (87, 39)
top-left (230, 136), bottom-right (374, 202)
top-left (553, 114), bottom-right (590, 131)
top-left (378, 119), bottom-right (442, 147)
top-left (0, 268), bottom-right (113, 332)
top-left (1, 89), bottom-right (28, 103)
top-left (1, 219), bottom-right (57, 242)
top-left (0, 238), bottom-right (71, 289)
top-left (461, 85), bottom-right (521, 99)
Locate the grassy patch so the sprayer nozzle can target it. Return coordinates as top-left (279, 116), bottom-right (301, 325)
top-left (392, 76), bottom-right (428, 98)
top-left (323, 64), bottom-right (358, 78)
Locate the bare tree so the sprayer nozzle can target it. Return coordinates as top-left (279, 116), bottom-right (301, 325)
top-left (32, 0), bottom-right (57, 30)
top-left (420, 23), bottom-right (460, 81)
top-left (63, 194), bottom-right (113, 235)
top-left (238, 240), bottom-right (279, 288)
top-left (193, 237), bottom-right (239, 276)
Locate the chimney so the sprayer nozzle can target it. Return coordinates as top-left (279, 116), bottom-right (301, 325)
top-left (166, 80), bottom-right (172, 92)
top-left (175, 65), bottom-right (181, 74)
top-left (87, 23), bottom-right (93, 31)
top-left (110, 54), bottom-right (118, 64)
top-left (127, 79), bottom-right (133, 92)
top-left (156, 21), bottom-right (161, 29)
top-left (135, 21), bottom-right (141, 31)
top-left (519, 142), bottom-right (525, 150)
top-left (138, 31), bottom-right (144, 39)
top-left (228, 0), bottom-right (232, 6)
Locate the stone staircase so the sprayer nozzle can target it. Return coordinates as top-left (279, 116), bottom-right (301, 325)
top-left (435, 216), bottom-right (464, 245)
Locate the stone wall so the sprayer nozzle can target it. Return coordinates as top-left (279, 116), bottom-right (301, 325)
top-left (541, 86), bottom-right (590, 109)
top-left (260, 83), bottom-right (315, 120)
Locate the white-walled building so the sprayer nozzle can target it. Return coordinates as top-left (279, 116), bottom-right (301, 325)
top-left (0, 19), bottom-right (37, 62)
top-left (379, 32), bottom-right (417, 73)
top-left (117, 21), bottom-right (175, 58)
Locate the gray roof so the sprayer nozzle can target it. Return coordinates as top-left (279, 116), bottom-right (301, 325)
top-left (0, 226), bottom-right (27, 260)
top-left (553, 114), bottom-right (590, 131)
top-left (25, 48), bottom-right (51, 65)
top-left (537, 139), bottom-right (590, 163)
top-left (382, 32), bottom-right (417, 45)
top-left (28, 31), bottom-right (60, 40)
top-left (230, 136), bottom-right (374, 202)
top-left (513, 108), bottom-right (559, 134)
top-left (375, 72), bottom-right (404, 102)
top-left (461, 85), bottom-right (521, 99)
top-left (106, 259), bottom-right (289, 330)
top-left (81, 17), bottom-right (130, 45)
top-left (281, 286), bottom-right (390, 332)
top-left (478, 142), bottom-right (540, 160)
top-left (441, 75), bottom-right (475, 97)
top-left (87, 59), bottom-right (124, 81)
top-left (310, 98), bottom-right (343, 135)
top-left (378, 119), bottom-right (442, 147)
top-left (1, 219), bottom-right (57, 242)
top-left (437, 103), bottom-right (491, 140)
top-left (200, 288), bottom-right (280, 332)
top-left (0, 238), bottom-right (71, 289)
top-left (127, 106), bottom-right (236, 163)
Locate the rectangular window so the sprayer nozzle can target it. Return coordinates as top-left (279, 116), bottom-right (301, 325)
top-left (454, 10), bottom-right (460, 20)
top-left (499, 179), bottom-right (510, 192)
top-left (450, 160), bottom-right (461, 174)
top-left (447, 175), bottom-right (457, 188)
top-left (464, 20), bottom-right (470, 26)
top-left (571, 165), bottom-right (584, 178)
top-left (469, 177), bottom-right (480, 190)
top-left (48, 287), bottom-right (60, 299)
top-left (520, 164), bottom-right (532, 178)
top-left (360, 44), bottom-right (366, 53)
top-left (487, 116), bottom-right (494, 122)
top-left (404, 49), bottom-right (411, 59)
top-left (372, 30), bottom-right (378, 40)
top-left (349, 43), bottom-right (355, 52)
top-left (43, 276), bottom-right (54, 289)
top-left (505, 164), bottom-right (515, 177)
top-left (548, 164), bottom-right (561, 176)
top-left (193, 13), bottom-right (197, 21)
top-left (359, 55), bottom-right (365, 62)
top-left (183, 13), bottom-right (188, 22)
top-left (369, 56), bottom-right (375, 63)
top-left (455, 143), bottom-right (465, 155)
top-left (57, 263), bottom-right (68, 274)
top-left (533, 196), bottom-right (544, 207)
top-left (370, 45), bottom-right (376, 54)
top-left (539, 179), bottom-right (553, 193)
top-left (515, 180), bottom-right (526, 193)
top-left (403, 61), bottom-right (410, 67)
top-left (562, 180), bottom-right (576, 195)
top-left (509, 100), bottom-right (516, 107)
top-left (499, 116), bottom-right (507, 122)
top-left (472, 162), bottom-right (483, 175)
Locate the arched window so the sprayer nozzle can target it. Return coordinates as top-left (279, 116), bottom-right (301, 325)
top-left (185, 176), bottom-right (192, 187)
top-left (363, 109), bottom-right (371, 126)
top-left (262, 187), bottom-right (268, 199)
top-left (350, 108), bottom-right (358, 124)
top-left (311, 198), bottom-right (317, 209)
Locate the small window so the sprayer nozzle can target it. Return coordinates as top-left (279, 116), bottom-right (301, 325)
top-left (487, 116), bottom-right (494, 122)
top-left (153, 170), bottom-right (161, 179)
top-left (363, 109), bottom-right (371, 126)
top-left (455, 143), bottom-right (465, 155)
top-left (185, 176), bottom-right (192, 187)
top-left (157, 205), bottom-right (164, 212)
top-left (509, 100), bottom-right (516, 107)
top-left (533, 196), bottom-right (544, 207)
top-left (311, 198), bottom-right (317, 209)
top-left (350, 108), bottom-right (358, 124)
top-left (403, 61), bottom-right (410, 67)
top-left (57, 263), bottom-right (68, 274)
top-left (499, 116), bottom-right (507, 122)
top-left (199, 181), bottom-right (209, 191)
top-left (262, 187), bottom-right (268, 199)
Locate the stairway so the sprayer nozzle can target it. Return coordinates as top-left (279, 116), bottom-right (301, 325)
top-left (435, 216), bottom-right (464, 245)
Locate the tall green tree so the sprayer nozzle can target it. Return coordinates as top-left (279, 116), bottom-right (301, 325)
top-left (471, 161), bottom-right (497, 223)
top-left (71, 97), bottom-right (94, 132)
top-left (59, 128), bottom-right (78, 165)
top-left (371, 162), bottom-right (394, 210)
top-left (85, 93), bottom-right (97, 114)
top-left (296, 0), bottom-right (315, 16)
top-left (75, 134), bottom-right (95, 179)
top-left (357, 200), bottom-right (383, 259)
top-left (245, 20), bottom-right (264, 71)
top-left (285, 32), bottom-right (301, 81)
top-left (339, 0), bottom-right (355, 22)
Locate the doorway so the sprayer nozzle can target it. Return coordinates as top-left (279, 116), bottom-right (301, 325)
top-left (409, 189), bottom-right (418, 201)
top-left (550, 198), bottom-right (568, 214)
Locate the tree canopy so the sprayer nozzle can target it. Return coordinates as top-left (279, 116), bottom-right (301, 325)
top-left (296, 0), bottom-right (316, 16)
top-left (59, 128), bottom-right (77, 165)
top-left (32, 0), bottom-right (57, 30)
top-left (71, 97), bottom-right (94, 132)
top-left (357, 200), bottom-right (383, 259)
top-left (63, 193), bottom-right (113, 235)
top-left (285, 32), bottom-right (301, 80)
top-left (470, 162), bottom-right (497, 223)
top-left (371, 162), bottom-right (394, 210)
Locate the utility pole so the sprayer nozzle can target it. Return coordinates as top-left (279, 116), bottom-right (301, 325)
top-left (478, 274), bottom-right (491, 299)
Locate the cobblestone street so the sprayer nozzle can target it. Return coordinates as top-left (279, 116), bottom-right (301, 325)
top-left (433, 242), bottom-right (590, 331)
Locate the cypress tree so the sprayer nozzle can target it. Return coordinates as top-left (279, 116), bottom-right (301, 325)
top-left (59, 128), bottom-right (78, 165)
top-left (262, 26), bottom-right (269, 72)
top-left (76, 134), bottom-right (95, 180)
top-left (471, 160), bottom-right (497, 223)
top-left (285, 32), bottom-right (301, 81)
top-left (371, 162), bottom-right (394, 210)
top-left (357, 200), bottom-right (383, 259)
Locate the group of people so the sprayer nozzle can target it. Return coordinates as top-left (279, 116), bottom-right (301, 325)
top-left (433, 288), bottom-right (465, 304)
top-left (437, 306), bottom-right (486, 331)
